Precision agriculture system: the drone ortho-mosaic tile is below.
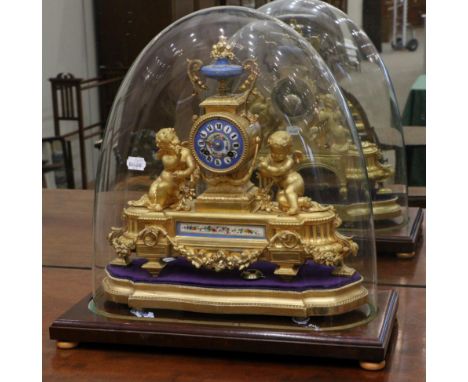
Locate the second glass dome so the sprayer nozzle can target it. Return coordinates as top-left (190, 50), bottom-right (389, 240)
top-left (260, 0), bottom-right (409, 230)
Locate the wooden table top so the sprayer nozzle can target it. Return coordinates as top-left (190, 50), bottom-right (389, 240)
top-left (43, 189), bottom-right (426, 381)
top-left (378, 212), bottom-right (426, 287)
top-left (408, 186), bottom-right (426, 209)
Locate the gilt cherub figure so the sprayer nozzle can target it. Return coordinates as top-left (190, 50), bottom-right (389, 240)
top-left (130, 128), bottom-right (199, 211)
top-left (315, 94), bottom-right (350, 154)
top-left (257, 131), bottom-right (322, 215)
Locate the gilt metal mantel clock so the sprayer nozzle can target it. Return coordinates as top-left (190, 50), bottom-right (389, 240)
top-left (49, 7), bottom-right (397, 371)
top-left (102, 36), bottom-right (368, 318)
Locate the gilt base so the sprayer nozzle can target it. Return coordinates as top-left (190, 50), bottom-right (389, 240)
top-left (102, 258), bottom-right (368, 317)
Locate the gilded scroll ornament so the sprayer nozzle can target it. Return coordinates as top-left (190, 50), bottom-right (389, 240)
top-left (108, 227), bottom-right (136, 266)
top-left (138, 226), bottom-right (167, 248)
top-left (187, 59), bottom-right (208, 92)
top-left (269, 230), bottom-right (302, 249)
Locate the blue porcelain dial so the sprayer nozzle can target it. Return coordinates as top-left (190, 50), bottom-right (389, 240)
top-left (193, 118), bottom-right (245, 172)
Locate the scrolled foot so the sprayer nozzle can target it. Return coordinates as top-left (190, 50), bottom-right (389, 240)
top-left (109, 256), bottom-right (130, 266)
top-left (56, 341), bottom-right (79, 350)
top-left (396, 251), bottom-right (416, 259)
top-left (331, 264), bottom-right (356, 277)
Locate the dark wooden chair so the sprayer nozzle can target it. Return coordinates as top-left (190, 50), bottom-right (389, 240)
top-left (49, 73), bottom-right (122, 188)
top-left (42, 136), bottom-right (75, 189)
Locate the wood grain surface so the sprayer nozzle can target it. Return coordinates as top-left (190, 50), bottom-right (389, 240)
top-left (43, 189), bottom-right (93, 268)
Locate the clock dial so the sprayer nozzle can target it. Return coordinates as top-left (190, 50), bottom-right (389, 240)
top-left (193, 118), bottom-right (245, 172)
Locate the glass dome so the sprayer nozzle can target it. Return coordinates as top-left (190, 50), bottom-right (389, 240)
top-left (93, 6), bottom-right (377, 331)
top-left (259, 0), bottom-right (409, 230)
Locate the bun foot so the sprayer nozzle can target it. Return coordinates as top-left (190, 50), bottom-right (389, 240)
top-left (359, 360), bottom-right (386, 371)
top-left (396, 251), bottom-right (416, 259)
top-left (56, 341), bottom-right (79, 350)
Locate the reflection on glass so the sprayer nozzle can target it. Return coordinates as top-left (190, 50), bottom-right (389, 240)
top-left (260, 0), bottom-right (409, 230)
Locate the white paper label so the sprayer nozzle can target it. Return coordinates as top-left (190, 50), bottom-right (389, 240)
top-left (126, 156), bottom-right (146, 171)
top-left (130, 309), bottom-right (155, 318)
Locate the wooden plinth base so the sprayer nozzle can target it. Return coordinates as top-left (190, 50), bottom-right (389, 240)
top-left (375, 207), bottom-right (424, 255)
top-left (49, 289), bottom-right (398, 368)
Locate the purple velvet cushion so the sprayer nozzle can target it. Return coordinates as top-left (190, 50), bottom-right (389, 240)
top-left (107, 257), bottom-right (360, 292)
